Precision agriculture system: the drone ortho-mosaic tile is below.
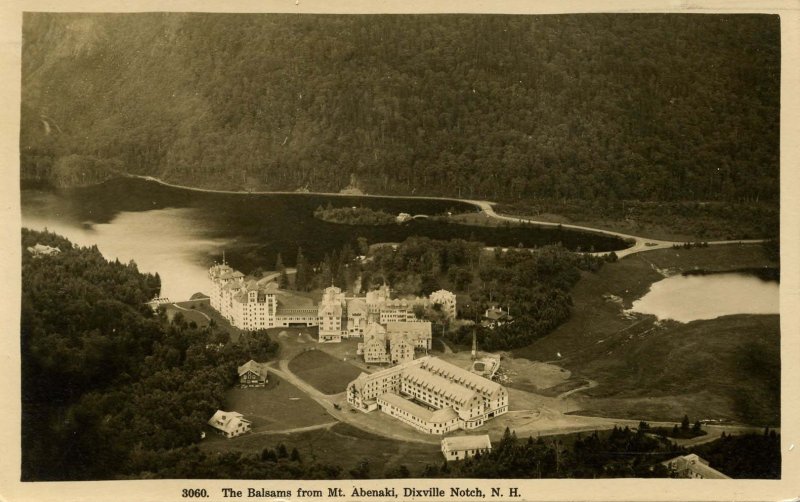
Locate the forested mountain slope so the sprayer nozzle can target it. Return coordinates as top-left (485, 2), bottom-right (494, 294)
top-left (21, 228), bottom-right (285, 480)
top-left (21, 14), bottom-right (779, 203)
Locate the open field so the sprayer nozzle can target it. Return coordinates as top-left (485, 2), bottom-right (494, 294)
top-left (288, 349), bottom-right (364, 395)
top-left (201, 422), bottom-right (442, 477)
top-left (220, 374), bottom-right (333, 432)
top-left (640, 243), bottom-right (775, 274)
top-left (163, 303), bottom-right (210, 328)
top-left (193, 300), bottom-right (245, 343)
top-left (493, 201), bottom-right (778, 242)
top-left (571, 314), bottom-right (780, 426)
top-left (513, 244), bottom-right (779, 427)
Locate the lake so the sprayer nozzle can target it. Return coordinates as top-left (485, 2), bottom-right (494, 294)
top-left (629, 272), bottom-right (779, 322)
top-left (21, 177), bottom-right (629, 300)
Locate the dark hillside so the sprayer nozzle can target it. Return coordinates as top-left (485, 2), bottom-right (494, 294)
top-left (21, 13), bottom-right (779, 204)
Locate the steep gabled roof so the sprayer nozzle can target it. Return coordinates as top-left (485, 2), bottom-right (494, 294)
top-left (403, 366), bottom-right (479, 405)
top-left (238, 360), bottom-right (268, 379)
top-left (208, 410), bottom-right (250, 434)
top-left (420, 357), bottom-right (503, 397)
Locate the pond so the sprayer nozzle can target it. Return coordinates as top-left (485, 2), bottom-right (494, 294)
top-left (21, 177), bottom-right (630, 300)
top-left (628, 272), bottom-right (779, 322)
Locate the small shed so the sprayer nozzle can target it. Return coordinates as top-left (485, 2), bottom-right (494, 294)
top-left (441, 434), bottom-right (492, 460)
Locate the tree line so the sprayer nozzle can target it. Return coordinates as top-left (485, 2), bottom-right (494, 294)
top-left (313, 204), bottom-right (398, 226)
top-left (284, 234), bottom-right (612, 351)
top-left (413, 425), bottom-right (779, 479)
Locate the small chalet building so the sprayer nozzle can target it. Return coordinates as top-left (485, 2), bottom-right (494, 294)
top-left (238, 360), bottom-right (269, 387)
top-left (481, 306), bottom-right (513, 329)
top-left (208, 410), bottom-right (251, 438)
top-left (441, 435), bottom-right (492, 460)
top-left (661, 454), bottom-right (730, 479)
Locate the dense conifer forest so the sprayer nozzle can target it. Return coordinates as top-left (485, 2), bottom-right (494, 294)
top-left (21, 229), bottom-right (282, 479)
top-left (21, 13), bottom-right (779, 210)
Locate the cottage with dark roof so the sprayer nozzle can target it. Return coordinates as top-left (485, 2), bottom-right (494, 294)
top-left (238, 360), bottom-right (269, 387)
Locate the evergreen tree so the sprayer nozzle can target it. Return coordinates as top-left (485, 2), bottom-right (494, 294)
top-left (275, 253), bottom-right (289, 289)
top-left (261, 449), bottom-right (277, 462)
top-left (294, 247), bottom-right (310, 291)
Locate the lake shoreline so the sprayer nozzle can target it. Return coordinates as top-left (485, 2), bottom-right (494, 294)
top-left (28, 174), bottom-right (772, 262)
top-left (119, 172), bottom-right (489, 212)
top-left (682, 266), bottom-right (780, 282)
top-left (513, 245), bottom-right (780, 427)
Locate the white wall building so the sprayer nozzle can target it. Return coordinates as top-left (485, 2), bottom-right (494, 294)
top-left (357, 321), bottom-right (430, 364)
top-left (207, 410), bottom-right (251, 438)
top-left (320, 284), bottom-right (448, 344)
top-left (209, 263), bottom-right (317, 330)
top-left (661, 454), bottom-right (731, 479)
top-left (346, 356), bottom-right (508, 434)
top-left (441, 435), bottom-right (492, 460)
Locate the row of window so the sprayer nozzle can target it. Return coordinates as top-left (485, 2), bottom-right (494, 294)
top-left (379, 401), bottom-right (458, 434)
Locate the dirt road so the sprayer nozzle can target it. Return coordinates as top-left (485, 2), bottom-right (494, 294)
top-left (476, 201), bottom-right (767, 259)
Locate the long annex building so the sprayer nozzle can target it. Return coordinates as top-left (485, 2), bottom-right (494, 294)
top-left (346, 356), bottom-right (508, 434)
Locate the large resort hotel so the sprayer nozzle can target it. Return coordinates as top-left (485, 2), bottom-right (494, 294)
top-left (209, 261), bottom-right (319, 330)
top-left (209, 261), bottom-right (456, 344)
top-left (347, 356), bottom-right (509, 434)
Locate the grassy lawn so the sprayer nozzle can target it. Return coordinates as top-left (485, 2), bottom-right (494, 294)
top-left (493, 201), bottom-right (778, 242)
top-left (221, 374), bottom-right (333, 431)
top-left (572, 314), bottom-right (780, 426)
top-left (193, 301), bottom-right (245, 343)
top-left (641, 243), bottom-right (776, 273)
top-left (201, 422), bottom-right (442, 477)
top-left (288, 349), bottom-right (364, 395)
top-left (163, 303), bottom-right (210, 328)
top-left (531, 378), bottom-right (591, 398)
top-left (513, 245), bottom-right (780, 427)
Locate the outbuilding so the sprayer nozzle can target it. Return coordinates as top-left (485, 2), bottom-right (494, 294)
top-left (238, 360), bottom-right (269, 387)
top-left (208, 410), bottom-right (251, 438)
top-left (441, 434), bottom-right (492, 460)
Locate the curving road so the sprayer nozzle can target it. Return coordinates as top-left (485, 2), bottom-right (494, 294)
top-left (475, 200), bottom-right (768, 259)
top-left (126, 172), bottom-right (767, 260)
top-left (266, 357), bottom-right (441, 444)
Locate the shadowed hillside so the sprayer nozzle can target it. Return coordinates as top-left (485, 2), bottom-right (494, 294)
top-left (21, 13), bottom-right (779, 206)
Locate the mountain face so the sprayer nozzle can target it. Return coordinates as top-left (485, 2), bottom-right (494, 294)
top-left (21, 13), bottom-right (779, 201)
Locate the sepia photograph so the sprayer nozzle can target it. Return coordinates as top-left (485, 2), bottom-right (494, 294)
top-left (3, 1), bottom-right (799, 500)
